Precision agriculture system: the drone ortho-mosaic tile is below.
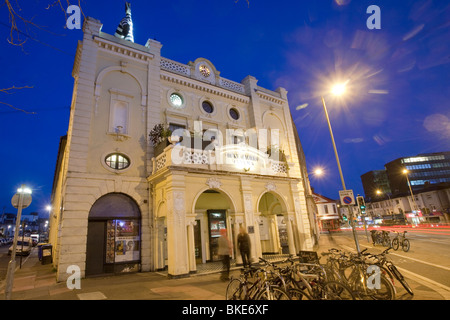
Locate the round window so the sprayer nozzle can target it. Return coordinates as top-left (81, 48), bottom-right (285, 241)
top-left (169, 93), bottom-right (184, 108)
top-left (105, 153), bottom-right (130, 170)
top-left (202, 101), bottom-right (214, 114)
top-left (229, 108), bottom-right (240, 120)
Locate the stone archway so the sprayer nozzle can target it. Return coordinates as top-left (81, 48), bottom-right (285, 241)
top-left (257, 191), bottom-right (295, 255)
top-left (86, 193), bottom-right (141, 277)
top-left (193, 188), bottom-right (236, 263)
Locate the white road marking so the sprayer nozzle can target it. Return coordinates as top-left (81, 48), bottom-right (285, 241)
top-left (358, 243), bottom-right (450, 272)
top-left (395, 266), bottom-right (450, 300)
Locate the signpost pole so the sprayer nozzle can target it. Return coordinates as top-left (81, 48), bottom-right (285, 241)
top-left (323, 97), bottom-right (360, 254)
top-left (348, 205), bottom-right (361, 253)
top-left (339, 190), bottom-right (361, 254)
top-left (5, 185), bottom-right (32, 300)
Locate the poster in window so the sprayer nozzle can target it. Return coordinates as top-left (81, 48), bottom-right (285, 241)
top-left (114, 220), bottom-right (140, 262)
top-left (106, 220), bottom-right (115, 263)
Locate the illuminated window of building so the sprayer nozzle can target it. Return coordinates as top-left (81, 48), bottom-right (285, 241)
top-left (170, 93), bottom-right (184, 108)
top-left (105, 153), bottom-right (130, 170)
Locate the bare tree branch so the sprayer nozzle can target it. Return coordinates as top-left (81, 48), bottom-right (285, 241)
top-left (235, 0), bottom-right (250, 7)
top-left (0, 85), bottom-right (36, 114)
top-left (1, 1), bottom-right (84, 114)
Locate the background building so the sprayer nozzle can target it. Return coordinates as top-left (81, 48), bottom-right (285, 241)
top-left (365, 186), bottom-right (450, 225)
top-left (386, 151), bottom-right (450, 195)
top-left (361, 170), bottom-right (391, 201)
top-left (312, 192), bottom-right (341, 231)
top-left (49, 17), bottom-right (318, 281)
top-left (362, 151), bottom-right (450, 198)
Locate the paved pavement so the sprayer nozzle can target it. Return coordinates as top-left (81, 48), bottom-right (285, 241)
top-left (0, 234), bottom-right (447, 301)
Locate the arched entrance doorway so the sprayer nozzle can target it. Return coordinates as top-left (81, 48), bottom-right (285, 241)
top-left (258, 192), bottom-right (290, 254)
top-left (86, 193), bottom-right (141, 277)
top-left (193, 189), bottom-right (235, 264)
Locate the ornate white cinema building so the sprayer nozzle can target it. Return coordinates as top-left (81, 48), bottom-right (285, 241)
top-left (49, 17), bottom-right (318, 281)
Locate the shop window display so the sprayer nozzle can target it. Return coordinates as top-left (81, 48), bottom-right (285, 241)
top-left (106, 219), bottom-right (140, 269)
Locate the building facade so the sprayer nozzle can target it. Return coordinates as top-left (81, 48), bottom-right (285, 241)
top-left (312, 193), bottom-right (341, 231)
top-left (361, 152), bottom-right (450, 199)
top-left (49, 17), bottom-right (317, 281)
top-left (365, 187), bottom-right (450, 225)
top-left (385, 151), bottom-right (450, 195)
top-left (360, 170), bottom-right (391, 200)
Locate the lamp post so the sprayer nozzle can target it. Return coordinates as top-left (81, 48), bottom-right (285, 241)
top-left (321, 83), bottom-right (360, 253)
top-left (376, 189), bottom-right (391, 220)
top-left (5, 185), bottom-right (32, 300)
top-left (403, 169), bottom-right (417, 225)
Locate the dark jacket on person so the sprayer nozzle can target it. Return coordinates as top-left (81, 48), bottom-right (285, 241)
top-left (237, 232), bottom-right (251, 252)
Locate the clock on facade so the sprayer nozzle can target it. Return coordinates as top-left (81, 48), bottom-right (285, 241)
top-left (199, 65), bottom-right (211, 78)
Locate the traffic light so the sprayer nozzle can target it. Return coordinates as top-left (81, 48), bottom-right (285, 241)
top-left (357, 196), bottom-right (366, 214)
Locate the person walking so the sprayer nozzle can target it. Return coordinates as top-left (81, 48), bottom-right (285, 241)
top-left (237, 226), bottom-right (251, 268)
top-left (218, 228), bottom-right (232, 281)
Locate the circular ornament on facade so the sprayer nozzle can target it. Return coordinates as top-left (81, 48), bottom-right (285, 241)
top-left (202, 100), bottom-right (214, 114)
top-left (199, 65), bottom-right (211, 78)
top-left (169, 92), bottom-right (184, 108)
top-left (229, 108), bottom-right (240, 120)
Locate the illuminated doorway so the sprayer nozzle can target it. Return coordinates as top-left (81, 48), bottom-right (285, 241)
top-left (193, 189), bottom-right (234, 263)
top-left (86, 193), bottom-right (141, 277)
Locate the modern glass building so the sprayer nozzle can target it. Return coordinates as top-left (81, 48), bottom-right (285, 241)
top-left (361, 170), bottom-right (391, 200)
top-left (385, 151), bottom-right (450, 195)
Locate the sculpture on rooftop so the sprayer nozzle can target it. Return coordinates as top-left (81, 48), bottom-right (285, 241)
top-left (114, 2), bottom-right (134, 42)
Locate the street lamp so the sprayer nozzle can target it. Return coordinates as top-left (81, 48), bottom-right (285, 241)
top-left (321, 82), bottom-right (361, 253)
top-left (312, 167), bottom-right (324, 177)
top-left (403, 169), bottom-right (418, 224)
top-left (376, 189), bottom-right (396, 223)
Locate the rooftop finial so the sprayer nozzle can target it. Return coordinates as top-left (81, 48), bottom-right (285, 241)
top-left (114, 2), bottom-right (134, 42)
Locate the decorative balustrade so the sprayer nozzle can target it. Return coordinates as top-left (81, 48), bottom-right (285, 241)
top-left (152, 144), bottom-right (291, 177)
top-left (160, 58), bottom-right (246, 94)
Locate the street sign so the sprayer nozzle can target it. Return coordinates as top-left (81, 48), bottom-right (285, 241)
top-left (11, 193), bottom-right (32, 209)
top-left (339, 189), bottom-right (355, 205)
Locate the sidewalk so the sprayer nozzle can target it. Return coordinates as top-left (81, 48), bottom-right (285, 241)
top-left (0, 235), bottom-right (447, 300)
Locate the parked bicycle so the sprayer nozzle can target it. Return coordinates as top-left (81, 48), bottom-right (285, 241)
top-left (225, 258), bottom-right (290, 300)
top-left (370, 230), bottom-right (391, 247)
top-left (391, 230), bottom-right (410, 252)
top-left (365, 247), bottom-right (413, 296)
top-left (320, 248), bottom-right (395, 300)
top-left (279, 256), bottom-right (355, 300)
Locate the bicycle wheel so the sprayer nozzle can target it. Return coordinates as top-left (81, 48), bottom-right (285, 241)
top-left (321, 281), bottom-right (355, 300)
top-left (402, 239), bottom-right (410, 252)
top-left (287, 287), bottom-right (310, 300)
top-left (367, 275), bottom-right (396, 300)
top-left (256, 286), bottom-right (290, 300)
top-left (389, 264), bottom-right (414, 295)
top-left (226, 278), bottom-right (246, 300)
top-left (392, 238), bottom-right (399, 250)
top-left (382, 237), bottom-right (390, 247)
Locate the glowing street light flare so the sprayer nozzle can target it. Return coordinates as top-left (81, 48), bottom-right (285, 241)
top-left (331, 82), bottom-right (347, 96)
top-left (313, 168), bottom-right (324, 176)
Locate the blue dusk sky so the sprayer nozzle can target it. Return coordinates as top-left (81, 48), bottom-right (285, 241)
top-left (0, 0), bottom-right (449, 216)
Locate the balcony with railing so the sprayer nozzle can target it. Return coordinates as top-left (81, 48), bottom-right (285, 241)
top-left (151, 143), bottom-right (292, 177)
